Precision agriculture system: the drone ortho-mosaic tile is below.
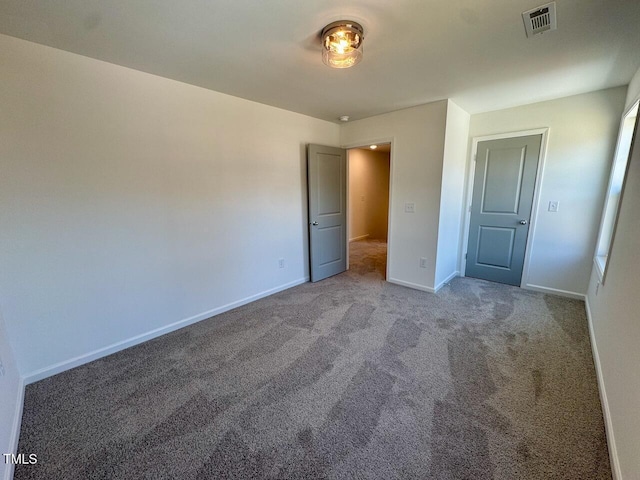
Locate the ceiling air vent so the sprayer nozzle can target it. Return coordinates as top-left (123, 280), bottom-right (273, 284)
top-left (522, 2), bottom-right (557, 38)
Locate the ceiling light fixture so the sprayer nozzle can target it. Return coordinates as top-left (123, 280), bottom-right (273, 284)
top-left (370, 145), bottom-right (377, 149)
top-left (321, 21), bottom-right (364, 69)
top-left (339, 115), bottom-right (350, 122)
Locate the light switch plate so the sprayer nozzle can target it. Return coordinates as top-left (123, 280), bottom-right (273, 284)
top-left (548, 201), bottom-right (559, 212)
top-left (405, 202), bottom-right (415, 213)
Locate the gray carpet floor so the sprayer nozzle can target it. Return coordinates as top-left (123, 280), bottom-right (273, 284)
top-left (16, 239), bottom-right (611, 479)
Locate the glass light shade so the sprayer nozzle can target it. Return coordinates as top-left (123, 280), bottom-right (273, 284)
top-left (321, 21), bottom-right (364, 69)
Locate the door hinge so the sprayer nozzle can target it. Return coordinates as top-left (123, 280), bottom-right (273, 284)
top-left (465, 253), bottom-right (468, 259)
top-left (473, 154), bottom-right (477, 162)
top-left (468, 205), bottom-right (472, 213)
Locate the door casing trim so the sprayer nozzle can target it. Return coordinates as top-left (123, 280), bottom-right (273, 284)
top-left (460, 128), bottom-right (550, 288)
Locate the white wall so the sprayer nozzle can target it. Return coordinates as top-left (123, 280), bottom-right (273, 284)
top-left (348, 149), bottom-right (390, 241)
top-left (0, 34), bottom-right (340, 379)
top-left (0, 309), bottom-right (22, 480)
top-left (435, 101), bottom-right (470, 288)
top-left (586, 69), bottom-right (640, 479)
top-left (341, 102), bottom-right (448, 292)
top-left (469, 87), bottom-right (627, 296)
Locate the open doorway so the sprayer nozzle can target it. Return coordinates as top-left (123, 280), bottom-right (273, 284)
top-left (347, 143), bottom-right (391, 278)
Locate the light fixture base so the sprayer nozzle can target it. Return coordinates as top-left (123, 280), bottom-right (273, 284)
top-left (321, 21), bottom-right (364, 69)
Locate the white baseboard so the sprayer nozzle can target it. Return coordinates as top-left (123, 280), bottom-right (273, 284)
top-left (4, 377), bottom-right (25, 480)
top-left (523, 283), bottom-right (585, 300)
top-left (349, 234), bottom-right (370, 242)
top-left (585, 297), bottom-right (622, 480)
top-left (387, 277), bottom-right (435, 293)
top-left (23, 277), bottom-right (309, 384)
top-left (434, 271), bottom-right (459, 292)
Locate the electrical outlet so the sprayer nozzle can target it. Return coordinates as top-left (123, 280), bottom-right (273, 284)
top-left (548, 201), bottom-right (559, 212)
top-left (405, 202), bottom-right (415, 213)
top-left (278, 258), bottom-right (285, 269)
top-left (420, 257), bottom-right (427, 268)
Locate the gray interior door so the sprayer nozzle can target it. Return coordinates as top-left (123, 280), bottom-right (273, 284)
top-left (465, 135), bottom-right (542, 286)
top-left (308, 144), bottom-right (347, 282)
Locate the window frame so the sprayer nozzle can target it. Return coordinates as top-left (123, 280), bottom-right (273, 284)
top-left (594, 99), bottom-right (639, 283)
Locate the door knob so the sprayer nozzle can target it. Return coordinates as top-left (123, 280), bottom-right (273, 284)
top-left (519, 220), bottom-right (528, 225)
top-left (311, 221), bottom-right (319, 226)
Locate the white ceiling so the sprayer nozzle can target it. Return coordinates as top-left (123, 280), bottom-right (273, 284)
top-left (1, 0), bottom-right (639, 122)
